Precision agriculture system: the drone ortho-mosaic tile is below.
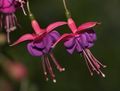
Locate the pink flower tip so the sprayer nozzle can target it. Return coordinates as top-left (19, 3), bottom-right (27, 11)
top-left (31, 19), bottom-right (44, 35)
top-left (78, 21), bottom-right (100, 32)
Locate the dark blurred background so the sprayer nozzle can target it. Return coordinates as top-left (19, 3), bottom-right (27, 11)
top-left (0, 0), bottom-right (120, 91)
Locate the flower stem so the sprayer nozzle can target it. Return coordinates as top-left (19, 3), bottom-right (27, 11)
top-left (26, 0), bottom-right (35, 20)
top-left (62, 0), bottom-right (71, 19)
top-left (20, 79), bottom-right (29, 91)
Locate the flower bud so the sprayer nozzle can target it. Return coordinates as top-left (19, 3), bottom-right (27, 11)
top-left (3, 61), bottom-right (27, 81)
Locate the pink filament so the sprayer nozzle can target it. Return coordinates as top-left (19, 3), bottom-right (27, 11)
top-left (41, 53), bottom-right (65, 83)
top-left (82, 49), bottom-right (106, 77)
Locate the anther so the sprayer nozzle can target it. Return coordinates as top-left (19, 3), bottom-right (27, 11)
top-left (53, 79), bottom-right (57, 83)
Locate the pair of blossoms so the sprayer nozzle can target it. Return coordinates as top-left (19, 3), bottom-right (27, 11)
top-left (0, 0), bottom-right (106, 83)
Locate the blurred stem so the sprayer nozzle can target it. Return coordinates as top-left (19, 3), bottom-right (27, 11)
top-left (27, 0), bottom-right (35, 20)
top-left (63, 0), bottom-right (71, 19)
top-left (20, 79), bottom-right (29, 91)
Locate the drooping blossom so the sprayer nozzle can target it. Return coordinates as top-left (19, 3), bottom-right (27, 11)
top-left (11, 14), bottom-right (66, 82)
top-left (53, 18), bottom-right (106, 77)
top-left (0, 0), bottom-right (27, 43)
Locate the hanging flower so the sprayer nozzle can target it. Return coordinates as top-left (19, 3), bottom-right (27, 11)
top-left (0, 0), bottom-right (27, 43)
top-left (53, 18), bottom-right (106, 77)
top-left (10, 16), bottom-right (66, 82)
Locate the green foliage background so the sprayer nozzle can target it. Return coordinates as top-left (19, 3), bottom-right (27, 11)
top-left (1, 0), bottom-right (120, 91)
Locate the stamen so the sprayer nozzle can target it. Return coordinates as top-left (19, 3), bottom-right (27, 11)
top-left (8, 15), bottom-right (11, 30)
top-left (84, 49), bottom-right (101, 74)
top-left (6, 15), bottom-right (10, 31)
top-left (7, 31), bottom-right (10, 43)
top-left (41, 56), bottom-right (49, 81)
top-left (82, 53), bottom-right (93, 76)
top-left (86, 49), bottom-right (106, 71)
top-left (12, 14), bottom-right (16, 27)
top-left (86, 50), bottom-right (100, 69)
top-left (13, 14), bottom-right (20, 28)
top-left (83, 50), bottom-right (98, 73)
top-left (46, 78), bottom-right (49, 81)
top-left (45, 56), bottom-right (56, 81)
top-left (41, 54), bottom-right (65, 82)
top-left (18, 0), bottom-right (27, 15)
top-left (83, 49), bottom-right (106, 77)
top-left (10, 26), bottom-right (16, 31)
top-left (4, 14), bottom-right (18, 43)
top-left (53, 79), bottom-right (57, 83)
top-left (9, 14), bottom-right (16, 31)
top-left (50, 53), bottom-right (65, 72)
top-left (21, 4), bottom-right (27, 15)
top-left (99, 70), bottom-right (106, 78)
top-left (87, 49), bottom-right (107, 68)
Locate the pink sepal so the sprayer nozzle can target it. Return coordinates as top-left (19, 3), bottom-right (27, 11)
top-left (46, 21), bottom-right (67, 33)
top-left (10, 34), bottom-right (35, 46)
top-left (52, 33), bottom-right (74, 48)
top-left (31, 20), bottom-right (44, 34)
top-left (68, 18), bottom-right (77, 33)
top-left (78, 22), bottom-right (99, 32)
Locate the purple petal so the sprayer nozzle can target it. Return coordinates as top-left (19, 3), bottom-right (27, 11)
top-left (64, 37), bottom-right (75, 48)
top-left (27, 42), bottom-right (43, 56)
top-left (89, 33), bottom-right (96, 41)
top-left (66, 44), bottom-right (76, 54)
top-left (88, 43), bottom-right (94, 48)
top-left (78, 34), bottom-right (89, 48)
top-left (85, 31), bottom-right (96, 42)
top-left (85, 33), bottom-right (93, 42)
top-left (34, 41), bottom-right (45, 49)
top-left (43, 35), bottom-right (53, 53)
top-left (49, 31), bottom-right (60, 41)
top-left (75, 39), bottom-right (83, 53)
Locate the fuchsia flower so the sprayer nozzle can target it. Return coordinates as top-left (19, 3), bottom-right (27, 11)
top-left (53, 18), bottom-right (106, 77)
top-left (0, 0), bottom-right (26, 43)
top-left (11, 16), bottom-right (66, 82)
